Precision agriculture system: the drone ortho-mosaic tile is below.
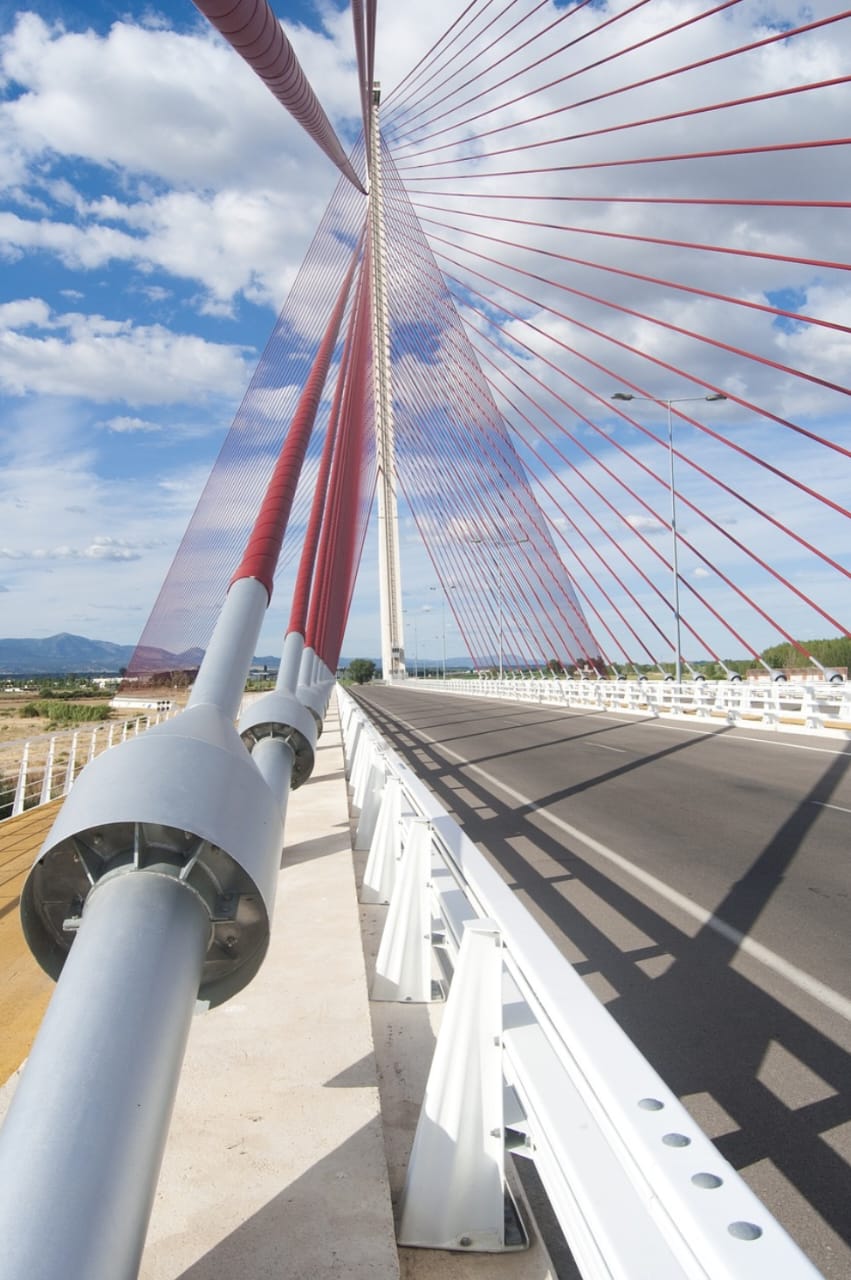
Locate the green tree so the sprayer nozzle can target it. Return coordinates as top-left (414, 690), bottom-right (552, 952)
top-left (347, 658), bottom-right (376, 685)
top-left (761, 637), bottom-right (851, 671)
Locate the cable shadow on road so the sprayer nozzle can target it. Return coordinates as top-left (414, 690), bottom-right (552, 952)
top-left (354, 689), bottom-right (851, 1276)
top-left (387, 700), bottom-right (624, 749)
top-left (376, 689), bottom-right (684, 757)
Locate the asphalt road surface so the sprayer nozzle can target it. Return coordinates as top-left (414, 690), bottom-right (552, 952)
top-left (352, 684), bottom-right (851, 1280)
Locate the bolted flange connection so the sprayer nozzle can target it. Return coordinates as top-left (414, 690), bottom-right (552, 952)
top-left (238, 690), bottom-right (317, 788)
top-left (21, 703), bottom-right (284, 1007)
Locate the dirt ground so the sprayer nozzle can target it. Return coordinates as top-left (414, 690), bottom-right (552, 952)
top-left (0, 695), bottom-right (108, 746)
top-left (0, 687), bottom-right (188, 746)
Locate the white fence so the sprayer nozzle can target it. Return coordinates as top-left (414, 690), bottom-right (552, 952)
top-left (0, 711), bottom-right (176, 821)
top-left (338, 685), bottom-right (820, 1277)
top-left (403, 676), bottom-right (851, 738)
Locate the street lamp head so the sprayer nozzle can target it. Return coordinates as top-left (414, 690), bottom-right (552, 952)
top-left (613, 390), bottom-right (726, 404)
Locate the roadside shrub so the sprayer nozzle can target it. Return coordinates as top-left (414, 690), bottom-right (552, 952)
top-left (20, 701), bottom-right (112, 724)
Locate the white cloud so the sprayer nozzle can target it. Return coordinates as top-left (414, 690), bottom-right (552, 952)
top-left (101, 415), bottom-right (161, 434)
top-left (0, 300), bottom-right (252, 403)
top-left (626, 513), bottom-right (667, 536)
top-left (0, 12), bottom-right (361, 310)
top-left (0, 537), bottom-right (146, 561)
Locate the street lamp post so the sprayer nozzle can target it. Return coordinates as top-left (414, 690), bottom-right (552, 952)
top-left (430, 587), bottom-right (447, 680)
top-left (471, 534), bottom-right (529, 680)
top-left (611, 390), bottom-right (726, 683)
top-left (403, 610), bottom-right (419, 677)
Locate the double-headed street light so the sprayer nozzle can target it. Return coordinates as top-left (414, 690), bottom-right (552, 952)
top-left (611, 390), bottom-right (727, 683)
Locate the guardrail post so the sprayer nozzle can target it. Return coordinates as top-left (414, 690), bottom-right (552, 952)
top-left (371, 816), bottom-right (435, 1002)
top-left (803, 685), bottom-right (822, 731)
top-left (350, 731), bottom-right (377, 810)
top-left (360, 775), bottom-right (407, 904)
top-left (354, 757), bottom-right (387, 850)
top-left (352, 741), bottom-right (382, 814)
top-left (62, 730), bottom-right (79, 796)
top-left (39, 736), bottom-right (56, 805)
top-left (12, 743), bottom-right (30, 817)
top-left (398, 919), bottom-right (526, 1252)
top-left (345, 714), bottom-right (364, 780)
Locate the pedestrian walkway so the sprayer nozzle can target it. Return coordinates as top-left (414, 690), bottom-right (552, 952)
top-left (0, 798), bottom-right (61, 1084)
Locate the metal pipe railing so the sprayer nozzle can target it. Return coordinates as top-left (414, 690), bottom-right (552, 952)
top-left (401, 676), bottom-right (851, 738)
top-left (2, 713), bottom-right (175, 823)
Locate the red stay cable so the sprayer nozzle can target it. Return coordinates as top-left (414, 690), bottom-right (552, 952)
top-left (230, 249), bottom-right (359, 602)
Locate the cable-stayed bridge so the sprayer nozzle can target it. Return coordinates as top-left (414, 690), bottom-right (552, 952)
top-left (0, 3), bottom-right (848, 1278)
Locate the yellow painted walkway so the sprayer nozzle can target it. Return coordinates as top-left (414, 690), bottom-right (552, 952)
top-left (0, 801), bottom-right (60, 1084)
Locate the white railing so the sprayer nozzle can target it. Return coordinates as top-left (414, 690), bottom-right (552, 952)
top-left (402, 676), bottom-right (851, 739)
top-left (338, 685), bottom-right (821, 1277)
top-left (0, 712), bottom-right (176, 821)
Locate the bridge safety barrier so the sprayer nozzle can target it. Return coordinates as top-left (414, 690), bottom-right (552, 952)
top-left (338, 684), bottom-right (821, 1277)
top-left (401, 676), bottom-right (851, 739)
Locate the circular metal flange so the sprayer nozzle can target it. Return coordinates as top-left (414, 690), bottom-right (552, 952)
top-left (22, 823), bottom-right (267, 1006)
top-left (20, 703), bottom-right (284, 1007)
top-left (238, 690), bottom-right (317, 789)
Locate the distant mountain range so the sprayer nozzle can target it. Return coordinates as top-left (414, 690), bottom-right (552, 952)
top-left (0, 633), bottom-right (137, 675)
top-left (0, 633), bottom-right (225, 676)
top-left (0, 633), bottom-right (475, 676)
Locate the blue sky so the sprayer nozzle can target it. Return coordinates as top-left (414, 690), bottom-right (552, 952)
top-left (0, 0), bottom-right (477, 659)
top-left (1, 1), bottom-right (848, 666)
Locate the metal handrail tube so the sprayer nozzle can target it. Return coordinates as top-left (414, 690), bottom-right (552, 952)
top-left (0, 870), bottom-right (209, 1280)
top-left (3, 714), bottom-right (177, 823)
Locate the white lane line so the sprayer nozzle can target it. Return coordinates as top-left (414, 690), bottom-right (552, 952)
top-left (396, 711), bottom-right (851, 1023)
top-left (526, 704), bottom-right (851, 757)
top-left (811, 801), bottom-right (851, 815)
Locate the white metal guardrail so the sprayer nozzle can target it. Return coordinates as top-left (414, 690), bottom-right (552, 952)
top-left (0, 712), bottom-right (176, 821)
top-left (338, 685), bottom-right (822, 1277)
top-left (400, 676), bottom-right (851, 739)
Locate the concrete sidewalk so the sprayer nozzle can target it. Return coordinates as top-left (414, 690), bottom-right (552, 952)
top-left (139, 696), bottom-right (399, 1278)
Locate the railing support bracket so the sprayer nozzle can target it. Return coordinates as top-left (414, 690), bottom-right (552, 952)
top-left (398, 919), bottom-right (528, 1252)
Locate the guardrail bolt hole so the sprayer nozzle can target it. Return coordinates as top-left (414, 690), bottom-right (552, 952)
top-left (728, 1221), bottom-right (762, 1241)
top-left (692, 1173), bottom-right (723, 1190)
